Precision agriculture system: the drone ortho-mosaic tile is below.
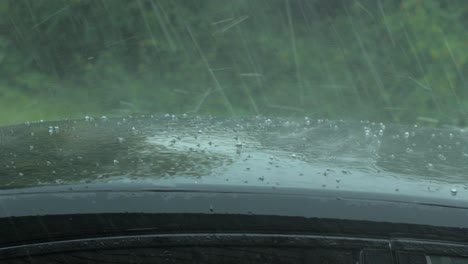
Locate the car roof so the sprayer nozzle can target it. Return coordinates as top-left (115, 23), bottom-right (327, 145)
top-left (0, 116), bottom-right (467, 207)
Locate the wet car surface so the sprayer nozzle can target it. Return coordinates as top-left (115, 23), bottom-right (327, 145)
top-left (0, 116), bottom-right (468, 263)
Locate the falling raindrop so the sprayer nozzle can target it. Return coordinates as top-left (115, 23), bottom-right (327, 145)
top-left (404, 132), bottom-right (410, 139)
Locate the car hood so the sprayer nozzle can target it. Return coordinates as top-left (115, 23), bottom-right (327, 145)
top-left (0, 116), bottom-right (467, 203)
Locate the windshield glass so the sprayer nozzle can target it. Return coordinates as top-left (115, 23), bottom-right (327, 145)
top-left (0, 0), bottom-right (466, 191)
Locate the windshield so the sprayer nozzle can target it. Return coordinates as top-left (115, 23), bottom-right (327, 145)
top-left (0, 1), bottom-right (466, 191)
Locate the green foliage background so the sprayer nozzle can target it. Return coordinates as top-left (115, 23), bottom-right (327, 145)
top-left (0, 0), bottom-right (466, 125)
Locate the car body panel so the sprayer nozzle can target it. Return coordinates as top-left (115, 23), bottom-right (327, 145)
top-left (0, 117), bottom-right (467, 249)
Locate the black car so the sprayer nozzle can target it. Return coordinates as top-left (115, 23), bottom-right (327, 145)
top-left (0, 116), bottom-right (467, 263)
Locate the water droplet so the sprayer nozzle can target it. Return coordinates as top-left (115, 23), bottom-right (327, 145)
top-left (29, 145), bottom-right (34, 151)
top-left (437, 154), bottom-right (447, 161)
top-left (364, 128), bottom-right (371, 137)
top-left (235, 141), bottom-right (243, 147)
top-left (406, 148), bottom-right (414, 153)
top-left (209, 205), bottom-right (214, 212)
top-left (449, 133), bottom-right (454, 140)
top-left (117, 137), bottom-right (125, 143)
top-left (426, 163), bottom-right (434, 170)
top-left (18, 172), bottom-right (24, 177)
top-left (451, 188), bottom-right (457, 196)
top-left (390, 154), bottom-right (395, 159)
top-left (46, 161), bottom-right (52, 166)
top-left (291, 153), bottom-right (297, 159)
top-left (113, 160), bottom-right (119, 165)
top-left (85, 116), bottom-right (91, 121)
top-left (101, 116), bottom-right (108, 120)
top-left (404, 132), bottom-right (410, 139)
top-left (265, 119), bottom-right (272, 125)
top-left (378, 130), bottom-right (384, 136)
